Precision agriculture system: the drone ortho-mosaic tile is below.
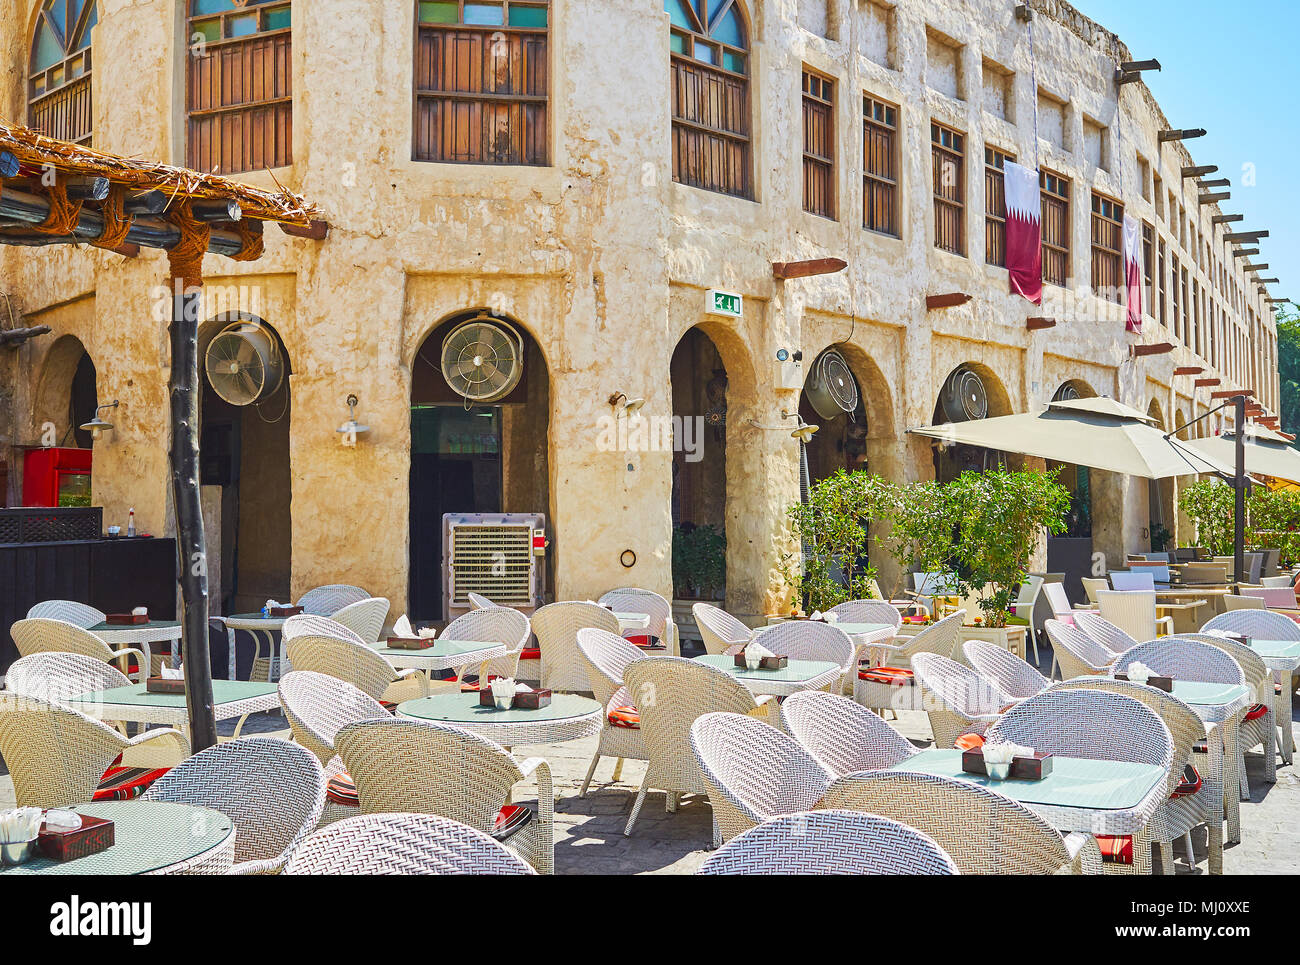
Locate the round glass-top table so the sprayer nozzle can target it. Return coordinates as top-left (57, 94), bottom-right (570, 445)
top-left (0, 800), bottom-right (234, 876)
top-left (220, 612), bottom-right (289, 680)
top-left (397, 691), bottom-right (603, 746)
top-left (693, 653), bottom-right (843, 697)
top-left (87, 620), bottom-right (183, 674)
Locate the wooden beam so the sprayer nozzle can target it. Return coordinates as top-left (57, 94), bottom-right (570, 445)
top-left (1232, 248), bottom-right (1258, 258)
top-left (1213, 214), bottom-right (1244, 225)
top-left (1182, 164), bottom-right (1217, 179)
top-left (1211, 389), bottom-right (1253, 399)
top-left (1199, 192), bottom-right (1230, 204)
top-left (926, 292), bottom-right (973, 310)
top-left (65, 177), bottom-right (110, 202)
top-left (1161, 128), bottom-right (1207, 142)
top-left (124, 191), bottom-right (169, 216)
top-left (1194, 378), bottom-right (1222, 388)
top-left (1224, 230), bottom-right (1269, 243)
top-left (1130, 341), bottom-right (1175, 357)
top-left (190, 199), bottom-right (241, 222)
top-left (772, 257), bottom-right (848, 280)
top-left (1242, 264), bottom-right (1269, 272)
top-left (1174, 366), bottom-right (1204, 376)
top-left (1257, 277), bottom-right (1280, 284)
top-left (1198, 178), bottom-right (1230, 188)
top-left (280, 219), bottom-right (330, 241)
top-left (1026, 316), bottom-right (1056, 331)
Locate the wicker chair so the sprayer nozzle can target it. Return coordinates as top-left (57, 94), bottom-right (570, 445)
top-left (297, 584), bottom-right (370, 616)
top-left (621, 656), bottom-right (768, 839)
top-left (1188, 632), bottom-right (1278, 794)
top-left (10, 617), bottom-right (149, 683)
top-left (284, 813), bottom-right (536, 875)
top-left (26, 599), bottom-right (105, 627)
top-left (909, 652), bottom-right (1007, 748)
top-left (751, 620), bottom-right (855, 692)
top-left (1043, 619), bottom-right (1116, 680)
top-left (0, 693), bottom-right (189, 808)
top-left (334, 717), bottom-right (555, 874)
top-left (277, 670), bottom-right (389, 769)
top-left (530, 601), bottom-right (620, 692)
top-left (574, 627), bottom-right (650, 796)
top-left (599, 587), bottom-right (679, 656)
top-left (696, 810), bottom-right (958, 875)
top-left (985, 689), bottom-right (1174, 875)
top-left (142, 736), bottom-right (325, 875)
top-left (1202, 608), bottom-right (1300, 642)
top-left (4, 651), bottom-right (132, 705)
top-left (440, 606), bottom-right (532, 685)
top-left (1098, 590), bottom-right (1173, 642)
top-left (329, 597), bottom-right (390, 643)
top-left (284, 634), bottom-right (426, 704)
top-left (1073, 610), bottom-right (1140, 658)
top-left (821, 770), bottom-right (1100, 874)
top-left (853, 609), bottom-right (966, 714)
top-left (962, 639), bottom-right (1049, 700)
top-left (1050, 677), bottom-right (1224, 874)
top-left (778, 690), bottom-right (918, 777)
top-left (692, 603), bottom-right (750, 656)
top-left (281, 613), bottom-right (364, 644)
top-left (689, 711), bottom-right (834, 845)
top-left (826, 599), bottom-right (904, 631)
top-left (467, 591), bottom-right (499, 609)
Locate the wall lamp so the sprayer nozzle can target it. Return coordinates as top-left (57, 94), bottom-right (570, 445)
top-left (80, 400), bottom-right (119, 440)
top-left (608, 391), bottom-right (646, 415)
top-left (336, 394), bottom-right (371, 447)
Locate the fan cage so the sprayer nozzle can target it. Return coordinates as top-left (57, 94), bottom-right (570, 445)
top-left (440, 318), bottom-right (525, 403)
top-left (204, 320), bottom-right (284, 406)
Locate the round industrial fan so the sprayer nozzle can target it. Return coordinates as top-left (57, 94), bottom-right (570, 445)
top-left (804, 348), bottom-right (860, 421)
top-left (204, 319), bottom-right (284, 406)
top-left (440, 316), bottom-right (525, 403)
top-left (1053, 383), bottom-right (1082, 402)
top-left (940, 367), bottom-right (988, 423)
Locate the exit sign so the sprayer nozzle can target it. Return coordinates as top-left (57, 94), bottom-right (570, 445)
top-left (706, 289), bottom-right (743, 318)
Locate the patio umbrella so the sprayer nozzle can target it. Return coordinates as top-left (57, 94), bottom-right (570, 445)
top-left (1187, 427), bottom-right (1300, 487)
top-left (907, 396), bottom-right (1234, 480)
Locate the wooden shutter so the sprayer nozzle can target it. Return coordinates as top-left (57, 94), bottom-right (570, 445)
top-left (802, 71), bottom-right (834, 218)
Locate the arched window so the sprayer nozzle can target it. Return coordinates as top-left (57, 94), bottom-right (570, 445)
top-left (414, 1), bottom-right (551, 166)
top-left (667, 0), bottom-right (751, 199)
top-left (28, 0), bottom-right (98, 145)
top-left (187, 0), bottom-right (293, 175)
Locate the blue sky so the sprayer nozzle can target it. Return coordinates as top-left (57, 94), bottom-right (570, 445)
top-left (1074, 0), bottom-right (1297, 310)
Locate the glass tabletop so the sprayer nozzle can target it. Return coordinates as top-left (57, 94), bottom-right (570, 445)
top-left (1, 801), bottom-right (232, 875)
top-left (88, 620), bottom-right (181, 631)
top-left (372, 638), bottom-right (501, 659)
top-left (398, 691), bottom-right (601, 724)
top-left (1169, 681), bottom-right (1251, 707)
top-left (892, 749), bottom-right (1166, 811)
top-left (227, 612), bottom-right (286, 622)
top-left (694, 653), bottom-right (841, 683)
top-left (68, 680), bottom-right (278, 708)
top-left (1249, 639), bottom-right (1300, 660)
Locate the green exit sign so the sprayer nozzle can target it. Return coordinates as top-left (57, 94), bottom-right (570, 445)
top-left (706, 288), bottom-right (743, 318)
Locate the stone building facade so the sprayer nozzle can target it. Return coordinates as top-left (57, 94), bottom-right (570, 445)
top-left (0, 0), bottom-right (1282, 625)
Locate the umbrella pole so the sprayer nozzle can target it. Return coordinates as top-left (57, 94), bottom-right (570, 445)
top-left (1234, 394), bottom-right (1246, 588)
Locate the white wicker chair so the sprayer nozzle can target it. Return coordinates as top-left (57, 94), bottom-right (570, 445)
top-left (778, 690), bottom-right (918, 778)
top-left (10, 617), bottom-right (149, 683)
top-left (826, 598), bottom-right (904, 632)
top-left (696, 810), bottom-right (958, 875)
top-left (1188, 632), bottom-right (1278, 793)
top-left (297, 584), bottom-right (370, 616)
top-left (909, 652), bottom-right (1007, 748)
top-left (285, 813), bottom-right (536, 875)
top-left (1044, 619), bottom-right (1116, 680)
top-left (599, 587), bottom-right (679, 656)
top-left (441, 606), bottom-right (532, 685)
top-left (281, 613), bottom-right (364, 644)
top-left (1202, 608), bottom-right (1300, 642)
top-left (1098, 589), bottom-right (1173, 642)
top-left (1073, 610), bottom-right (1140, 658)
top-left (467, 591), bottom-right (499, 609)
top-left (853, 610), bottom-right (966, 714)
top-left (4, 651), bottom-right (132, 704)
top-left (329, 597), bottom-right (390, 643)
top-left (335, 717), bottom-right (555, 874)
top-left (821, 770), bottom-right (1100, 874)
top-left (142, 736), bottom-right (326, 875)
top-left (277, 670), bottom-right (390, 769)
top-left (621, 656), bottom-right (767, 839)
top-left (574, 627), bottom-right (649, 796)
top-left (692, 603), bottom-right (750, 656)
top-left (751, 620), bottom-right (855, 692)
top-left (26, 599), bottom-right (105, 627)
top-left (689, 711), bottom-right (834, 845)
top-left (530, 601), bottom-right (620, 692)
top-left (284, 634), bottom-right (426, 705)
top-left (962, 638), bottom-right (1050, 700)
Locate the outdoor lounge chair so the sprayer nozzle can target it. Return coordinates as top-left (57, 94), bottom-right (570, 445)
top-left (1043, 619), bottom-right (1115, 679)
top-left (439, 606), bottom-right (532, 687)
top-left (4, 650), bottom-right (133, 706)
top-left (962, 638), bottom-right (1049, 700)
top-left (599, 587), bottom-right (679, 655)
top-left (1097, 589), bottom-right (1174, 641)
top-left (692, 602), bottom-right (751, 656)
top-left (750, 620), bottom-right (855, 692)
top-left (10, 617), bottom-right (149, 683)
top-left (779, 690), bottom-right (918, 778)
top-left (25, 599), bottom-right (105, 627)
top-left (328, 596), bottom-right (391, 643)
top-left (909, 652), bottom-right (1007, 748)
top-left (284, 634), bottom-right (428, 705)
top-left (1072, 610), bottom-right (1139, 657)
top-left (281, 613), bottom-right (364, 643)
top-left (297, 584), bottom-right (371, 616)
top-left (531, 601), bottom-right (621, 692)
top-left (853, 609), bottom-right (965, 714)
top-left (574, 627), bottom-right (650, 797)
top-left (1186, 633), bottom-right (1277, 795)
top-left (277, 670), bottom-right (390, 770)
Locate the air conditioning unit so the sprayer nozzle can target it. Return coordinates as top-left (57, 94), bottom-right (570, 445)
top-left (442, 513), bottom-right (547, 620)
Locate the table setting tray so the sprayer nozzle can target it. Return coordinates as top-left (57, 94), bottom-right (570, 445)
top-left (106, 613), bottom-right (150, 625)
top-left (386, 636), bottom-right (436, 650)
top-left (38, 814), bottom-right (115, 862)
top-left (145, 676), bottom-right (186, 694)
top-left (1114, 673), bottom-right (1174, 692)
top-left (478, 688), bottom-right (552, 710)
top-left (268, 605), bottom-right (303, 618)
top-left (961, 748), bottom-right (1054, 781)
top-left (734, 651), bottom-right (789, 670)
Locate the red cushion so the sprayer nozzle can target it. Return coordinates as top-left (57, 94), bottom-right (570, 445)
top-left (327, 772), bottom-right (530, 841)
top-left (1245, 703), bottom-right (1270, 721)
top-left (608, 705), bottom-right (640, 729)
top-left (857, 666), bottom-right (914, 686)
top-left (1171, 763), bottom-right (1202, 799)
top-left (94, 766), bottom-right (169, 801)
top-left (326, 773), bottom-right (360, 807)
top-left (519, 648), bottom-right (541, 661)
top-left (954, 733), bottom-right (985, 751)
top-left (1096, 835), bottom-right (1134, 865)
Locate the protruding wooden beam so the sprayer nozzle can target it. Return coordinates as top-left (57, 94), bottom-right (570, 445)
top-left (1257, 277), bottom-right (1280, 285)
top-left (1174, 366), bottom-right (1204, 376)
top-left (1130, 342), bottom-right (1174, 357)
top-left (124, 191), bottom-right (168, 216)
top-left (1242, 264), bottom-right (1269, 272)
top-left (1182, 164), bottom-right (1217, 179)
top-left (65, 177), bottom-right (110, 202)
top-left (1210, 389), bottom-right (1251, 399)
top-left (1233, 247), bottom-right (1259, 258)
top-left (926, 292), bottom-right (972, 310)
top-left (1026, 316), bottom-right (1056, 331)
top-left (1194, 378), bottom-right (1222, 388)
top-left (190, 199), bottom-right (242, 222)
top-left (1265, 297), bottom-right (1290, 304)
top-left (1199, 178), bottom-right (1230, 189)
top-left (0, 324), bottom-right (52, 347)
top-left (1213, 214), bottom-right (1244, 225)
top-left (1115, 59), bottom-right (1160, 84)
top-left (772, 257), bottom-right (848, 280)
top-left (1279, 431), bottom-right (1296, 442)
top-left (1161, 129), bottom-right (1207, 142)
top-left (280, 219), bottom-right (331, 241)
top-left (1225, 230), bottom-right (1269, 243)
top-left (1199, 192), bottom-right (1230, 205)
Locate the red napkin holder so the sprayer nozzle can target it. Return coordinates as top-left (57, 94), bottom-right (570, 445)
top-left (962, 747), bottom-right (1054, 781)
top-left (146, 676), bottom-right (186, 694)
top-left (269, 605), bottom-right (303, 618)
top-left (385, 636), bottom-right (436, 650)
top-left (1114, 673), bottom-right (1174, 692)
top-left (38, 814), bottom-right (115, 862)
top-left (106, 613), bottom-right (149, 625)
top-left (734, 651), bottom-right (789, 670)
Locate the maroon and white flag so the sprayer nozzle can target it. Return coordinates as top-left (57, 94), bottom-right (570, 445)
top-left (1004, 160), bottom-right (1042, 305)
top-left (1123, 214), bottom-right (1143, 333)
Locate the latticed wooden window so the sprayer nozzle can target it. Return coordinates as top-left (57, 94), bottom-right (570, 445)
top-left (415, 1), bottom-right (550, 166)
top-left (187, 0), bottom-right (293, 175)
top-left (931, 122), bottom-right (964, 254)
top-left (863, 95), bottom-right (897, 236)
top-left (668, 0), bottom-right (751, 199)
top-left (1158, 238), bottom-right (1168, 326)
top-left (1090, 192), bottom-right (1123, 304)
top-left (802, 70), bottom-right (835, 219)
top-left (28, 0), bottom-right (98, 146)
top-left (984, 146), bottom-right (1013, 267)
top-left (1142, 221), bottom-right (1154, 317)
top-left (1040, 171), bottom-right (1070, 287)
top-left (1171, 255), bottom-right (1182, 339)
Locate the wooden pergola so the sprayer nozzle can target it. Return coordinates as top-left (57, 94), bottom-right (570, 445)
top-left (0, 121), bottom-right (326, 749)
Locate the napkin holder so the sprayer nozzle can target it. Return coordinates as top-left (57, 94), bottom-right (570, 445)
top-left (478, 688), bottom-right (552, 710)
top-left (146, 676), bottom-right (186, 695)
top-left (734, 650), bottom-right (788, 670)
top-left (385, 636), bottom-right (436, 650)
top-left (1115, 673), bottom-right (1174, 692)
top-left (106, 613), bottom-right (149, 625)
top-left (37, 814), bottom-right (115, 862)
top-left (962, 747), bottom-right (1054, 781)
top-left (268, 605), bottom-right (303, 618)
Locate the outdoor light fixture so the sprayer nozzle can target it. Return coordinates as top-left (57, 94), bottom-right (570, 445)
top-left (607, 391), bottom-right (645, 414)
top-left (80, 400), bottom-right (119, 440)
top-left (336, 394), bottom-right (370, 447)
top-left (781, 409), bottom-right (819, 442)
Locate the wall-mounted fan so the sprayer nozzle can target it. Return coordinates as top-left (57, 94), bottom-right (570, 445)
top-left (440, 315), bottom-right (525, 404)
top-left (204, 319), bottom-right (284, 406)
top-left (1053, 383), bottom-right (1082, 402)
top-left (804, 348), bottom-right (860, 421)
top-left (940, 367), bottom-right (988, 423)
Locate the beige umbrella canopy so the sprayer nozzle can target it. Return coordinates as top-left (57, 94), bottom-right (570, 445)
top-left (908, 396), bottom-right (1233, 479)
top-left (1188, 429), bottom-right (1300, 486)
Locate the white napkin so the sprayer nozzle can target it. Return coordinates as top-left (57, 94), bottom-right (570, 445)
top-left (824, 612), bottom-right (839, 623)
top-left (265, 599), bottom-right (286, 611)
top-left (809, 610), bottom-right (824, 621)
top-left (394, 614), bottom-right (414, 637)
top-left (44, 810), bottom-right (81, 831)
top-left (1127, 661), bottom-right (1154, 685)
top-left (489, 677), bottom-right (516, 701)
top-left (514, 683), bottom-right (534, 694)
top-left (131, 606), bottom-right (148, 617)
top-left (746, 640), bottom-right (776, 661)
top-left (418, 626), bottom-right (436, 639)
top-left (160, 667), bottom-right (184, 680)
top-left (0, 807), bottom-right (44, 843)
top-left (983, 743), bottom-right (1032, 764)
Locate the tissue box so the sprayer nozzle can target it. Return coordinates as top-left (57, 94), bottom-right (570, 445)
top-left (961, 748), bottom-right (1054, 781)
top-left (1114, 673), bottom-right (1174, 692)
top-left (386, 636), bottom-right (436, 650)
top-left (268, 605), bottom-right (303, 618)
top-left (478, 689), bottom-right (552, 710)
top-left (37, 814), bottom-right (114, 862)
top-left (146, 676), bottom-right (186, 694)
top-left (734, 651), bottom-right (789, 670)
top-left (106, 613), bottom-right (149, 625)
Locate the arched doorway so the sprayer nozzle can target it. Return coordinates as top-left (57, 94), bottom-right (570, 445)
top-left (932, 361), bottom-right (1014, 482)
top-left (197, 314), bottom-right (292, 615)
top-left (24, 334), bottom-right (97, 507)
top-left (409, 309), bottom-right (551, 623)
top-left (1146, 398), bottom-right (1175, 552)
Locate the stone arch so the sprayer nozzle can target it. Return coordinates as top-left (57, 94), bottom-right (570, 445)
top-left (932, 361), bottom-right (1018, 481)
top-left (1146, 396), bottom-right (1175, 550)
top-left (1146, 396), bottom-right (1166, 430)
top-left (1052, 378), bottom-right (1097, 401)
top-left (33, 333), bottom-right (95, 447)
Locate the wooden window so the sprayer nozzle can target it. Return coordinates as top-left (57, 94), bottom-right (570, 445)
top-left (187, 0), bottom-right (293, 174)
top-left (1157, 238), bottom-right (1168, 327)
top-left (1040, 170), bottom-right (1070, 287)
top-left (1090, 192), bottom-right (1124, 304)
top-left (862, 95), bottom-right (898, 236)
top-left (414, 0), bottom-right (550, 166)
top-left (28, 0), bottom-right (97, 146)
top-left (667, 0), bottom-right (751, 199)
top-left (931, 121), bottom-right (964, 254)
top-left (802, 70), bottom-right (835, 218)
top-left (984, 146), bottom-right (1013, 267)
top-left (1180, 266), bottom-right (1190, 346)
top-left (1141, 221), bottom-right (1154, 316)
top-left (1172, 256), bottom-right (1182, 340)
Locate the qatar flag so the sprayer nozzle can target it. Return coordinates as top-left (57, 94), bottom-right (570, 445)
top-left (1004, 160), bottom-right (1042, 305)
top-left (1123, 214), bottom-right (1143, 333)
